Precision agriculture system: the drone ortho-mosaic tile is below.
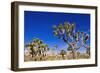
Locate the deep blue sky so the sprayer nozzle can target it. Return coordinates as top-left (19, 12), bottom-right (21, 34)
top-left (24, 11), bottom-right (90, 53)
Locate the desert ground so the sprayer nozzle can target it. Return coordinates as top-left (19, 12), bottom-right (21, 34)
top-left (24, 51), bottom-right (90, 62)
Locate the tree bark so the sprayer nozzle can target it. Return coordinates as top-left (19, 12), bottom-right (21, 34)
top-left (71, 50), bottom-right (76, 59)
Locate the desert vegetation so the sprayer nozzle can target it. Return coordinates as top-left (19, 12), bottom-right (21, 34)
top-left (24, 21), bottom-right (90, 62)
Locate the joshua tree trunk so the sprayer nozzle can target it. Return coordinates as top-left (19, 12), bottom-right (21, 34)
top-left (83, 44), bottom-right (90, 56)
top-left (30, 48), bottom-right (34, 58)
top-left (86, 47), bottom-right (90, 56)
top-left (61, 55), bottom-right (65, 60)
top-left (71, 50), bottom-right (76, 59)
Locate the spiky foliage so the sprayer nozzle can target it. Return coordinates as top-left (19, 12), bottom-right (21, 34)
top-left (53, 21), bottom-right (90, 59)
top-left (25, 38), bottom-right (49, 61)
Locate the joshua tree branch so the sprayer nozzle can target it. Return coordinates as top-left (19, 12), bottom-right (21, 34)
top-left (62, 36), bottom-right (71, 46)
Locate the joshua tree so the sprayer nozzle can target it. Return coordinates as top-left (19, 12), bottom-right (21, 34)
top-left (51, 45), bottom-right (58, 55)
top-left (60, 49), bottom-right (66, 60)
top-left (53, 21), bottom-right (90, 59)
top-left (54, 45), bottom-right (58, 49)
top-left (25, 38), bottom-right (49, 61)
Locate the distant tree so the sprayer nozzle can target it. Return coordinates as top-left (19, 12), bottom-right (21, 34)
top-left (50, 45), bottom-right (58, 55)
top-left (60, 49), bottom-right (66, 60)
top-left (53, 21), bottom-right (90, 59)
top-left (54, 45), bottom-right (58, 49)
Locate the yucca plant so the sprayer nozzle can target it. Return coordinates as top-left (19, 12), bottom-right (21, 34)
top-left (25, 38), bottom-right (49, 61)
top-left (60, 49), bottom-right (66, 60)
top-left (53, 21), bottom-right (90, 59)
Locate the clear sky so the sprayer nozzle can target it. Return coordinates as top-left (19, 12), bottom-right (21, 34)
top-left (24, 11), bottom-right (90, 53)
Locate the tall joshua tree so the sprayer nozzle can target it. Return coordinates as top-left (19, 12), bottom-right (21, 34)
top-left (53, 22), bottom-right (90, 59)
